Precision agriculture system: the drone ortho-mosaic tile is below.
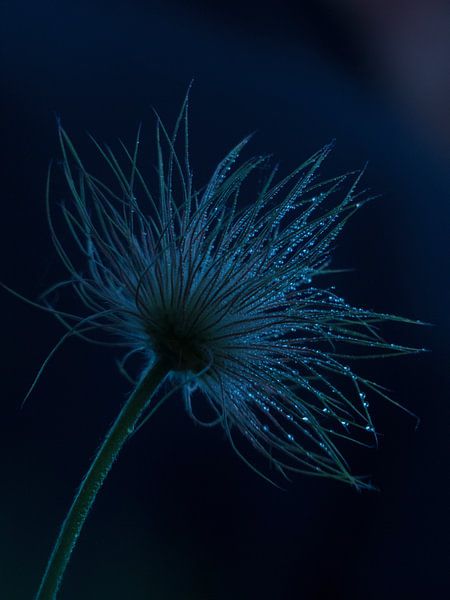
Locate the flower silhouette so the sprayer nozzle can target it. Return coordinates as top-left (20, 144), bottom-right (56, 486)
top-left (40, 92), bottom-right (418, 491)
top-left (3, 91), bottom-right (423, 598)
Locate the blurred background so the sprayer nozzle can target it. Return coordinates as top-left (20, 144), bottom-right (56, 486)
top-left (1, 1), bottom-right (449, 598)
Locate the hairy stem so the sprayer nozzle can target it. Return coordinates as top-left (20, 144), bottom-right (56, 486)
top-left (35, 360), bottom-right (170, 599)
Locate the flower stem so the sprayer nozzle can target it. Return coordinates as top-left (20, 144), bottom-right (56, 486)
top-left (35, 360), bottom-right (170, 600)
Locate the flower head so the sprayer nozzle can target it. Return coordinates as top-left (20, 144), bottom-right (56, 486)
top-left (44, 93), bottom-right (418, 489)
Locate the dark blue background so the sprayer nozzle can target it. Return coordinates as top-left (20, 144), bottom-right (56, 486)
top-left (1, 1), bottom-right (449, 599)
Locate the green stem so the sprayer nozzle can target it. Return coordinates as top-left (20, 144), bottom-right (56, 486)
top-left (35, 360), bottom-right (170, 600)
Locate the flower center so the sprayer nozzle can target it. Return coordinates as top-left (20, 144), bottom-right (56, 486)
top-left (146, 317), bottom-right (210, 373)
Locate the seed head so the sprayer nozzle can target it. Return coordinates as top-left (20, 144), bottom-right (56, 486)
top-left (42, 93), bottom-right (418, 489)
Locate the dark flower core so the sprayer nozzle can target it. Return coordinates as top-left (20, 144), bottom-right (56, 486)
top-left (146, 316), bottom-right (210, 372)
